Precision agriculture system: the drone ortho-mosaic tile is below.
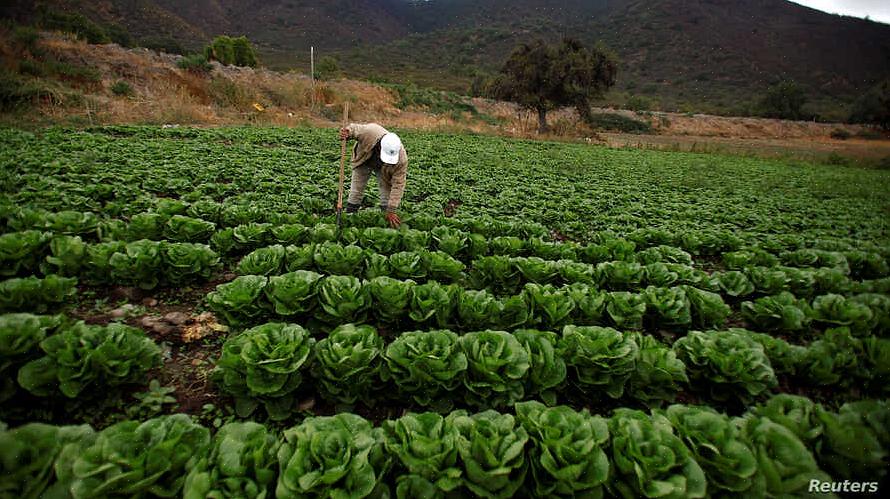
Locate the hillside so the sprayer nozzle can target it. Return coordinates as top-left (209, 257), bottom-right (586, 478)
top-left (2, 0), bottom-right (890, 118)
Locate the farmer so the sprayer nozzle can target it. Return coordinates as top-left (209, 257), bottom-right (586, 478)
top-left (339, 122), bottom-right (407, 228)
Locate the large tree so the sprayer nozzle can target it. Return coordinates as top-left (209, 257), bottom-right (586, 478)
top-left (492, 38), bottom-right (617, 133)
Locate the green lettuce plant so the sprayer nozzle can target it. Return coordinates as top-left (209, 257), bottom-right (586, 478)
top-left (0, 274), bottom-right (77, 313)
top-left (799, 327), bottom-right (865, 387)
top-left (18, 321), bottom-right (161, 398)
top-left (271, 224), bottom-right (310, 245)
top-left (682, 286), bottom-right (730, 329)
top-left (389, 251), bottom-right (426, 280)
top-left (56, 414), bottom-right (210, 498)
top-left (184, 421), bottom-right (280, 499)
top-left (642, 285), bottom-right (691, 327)
top-left (42, 235), bottom-right (87, 277)
top-left (662, 405), bottom-right (760, 496)
top-left (206, 275), bottom-right (269, 326)
top-left (361, 227), bottom-right (402, 254)
top-left (163, 214), bottom-right (216, 242)
top-left (606, 291), bottom-right (646, 330)
top-left (108, 239), bottom-right (163, 289)
top-left (237, 245), bottom-right (286, 275)
top-left (514, 329), bottom-right (566, 406)
top-left (382, 330), bottom-right (467, 410)
top-left (316, 275), bottom-right (370, 324)
top-left (213, 322), bottom-right (314, 420)
top-left (523, 283), bottom-right (575, 329)
top-left (745, 330), bottom-right (807, 376)
top-left (515, 401), bottom-right (610, 498)
top-left (310, 323), bottom-right (384, 406)
top-left (625, 332), bottom-right (688, 407)
top-left (263, 270), bottom-right (321, 317)
top-left (810, 293), bottom-right (874, 334)
top-left (716, 271), bottom-right (755, 297)
top-left (314, 242), bottom-right (365, 275)
top-left (0, 230), bottom-right (50, 276)
top-left (162, 242), bottom-right (220, 283)
top-left (0, 313), bottom-right (64, 401)
top-left (409, 281), bottom-right (454, 327)
top-left (0, 422), bottom-right (95, 499)
top-left (458, 330), bottom-right (530, 408)
top-left (283, 243), bottom-right (315, 271)
top-left (423, 250), bottom-right (465, 282)
top-left (739, 415), bottom-right (832, 497)
top-left (607, 408), bottom-right (707, 499)
top-left (367, 276), bottom-right (414, 322)
top-left (276, 414), bottom-right (390, 499)
top-left (382, 412), bottom-right (462, 499)
top-left (515, 256), bottom-right (559, 284)
top-left (450, 409), bottom-right (529, 499)
top-left (672, 330), bottom-right (777, 404)
top-left (559, 325), bottom-right (639, 399)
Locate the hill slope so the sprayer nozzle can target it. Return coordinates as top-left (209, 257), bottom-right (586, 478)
top-left (3, 0), bottom-right (889, 117)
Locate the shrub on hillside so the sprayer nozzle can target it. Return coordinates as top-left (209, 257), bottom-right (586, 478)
top-left (110, 80), bottom-right (134, 97)
top-left (204, 36), bottom-right (258, 67)
top-left (586, 113), bottom-right (652, 134)
top-left (177, 54), bottom-right (212, 74)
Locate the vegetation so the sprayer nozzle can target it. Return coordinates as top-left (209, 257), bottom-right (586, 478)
top-left (0, 124), bottom-right (888, 496)
top-left (204, 35), bottom-right (258, 68)
top-left (491, 38), bottom-right (618, 132)
top-left (848, 80), bottom-right (890, 130)
top-left (759, 81), bottom-right (809, 121)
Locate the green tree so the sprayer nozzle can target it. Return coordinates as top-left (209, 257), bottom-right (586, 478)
top-left (491, 38), bottom-right (617, 133)
top-left (760, 81), bottom-right (807, 120)
top-left (231, 36), bottom-right (258, 67)
top-left (205, 36), bottom-right (258, 67)
top-left (848, 80), bottom-right (890, 130)
top-left (315, 56), bottom-right (340, 80)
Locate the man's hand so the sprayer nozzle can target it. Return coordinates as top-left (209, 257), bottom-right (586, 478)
top-left (339, 127), bottom-right (350, 140)
top-left (386, 212), bottom-right (401, 228)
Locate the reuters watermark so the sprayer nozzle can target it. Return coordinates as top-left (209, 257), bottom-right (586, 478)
top-left (809, 480), bottom-right (879, 494)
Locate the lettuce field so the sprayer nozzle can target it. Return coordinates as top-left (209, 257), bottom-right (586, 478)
top-left (1, 125), bottom-right (889, 498)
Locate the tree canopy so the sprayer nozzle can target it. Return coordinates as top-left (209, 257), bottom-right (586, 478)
top-left (491, 38), bottom-right (618, 133)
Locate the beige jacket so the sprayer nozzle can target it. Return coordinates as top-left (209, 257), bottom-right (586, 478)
top-left (345, 123), bottom-right (408, 210)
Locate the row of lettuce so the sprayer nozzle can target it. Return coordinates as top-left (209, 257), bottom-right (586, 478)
top-left (3, 394), bottom-right (887, 499)
top-left (7, 230), bottom-right (890, 304)
top-left (3, 313), bottom-right (886, 419)
top-left (3, 207), bottom-right (888, 277)
top-left (4, 199), bottom-right (889, 259)
top-left (204, 272), bottom-right (890, 337)
top-left (233, 243), bottom-right (890, 299)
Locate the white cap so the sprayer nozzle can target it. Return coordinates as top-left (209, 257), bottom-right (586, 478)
top-left (380, 133), bottom-right (402, 165)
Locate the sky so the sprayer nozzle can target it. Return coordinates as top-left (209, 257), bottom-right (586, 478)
top-left (790, 0), bottom-right (890, 24)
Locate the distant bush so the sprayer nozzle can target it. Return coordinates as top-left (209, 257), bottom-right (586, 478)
top-left (141, 36), bottom-right (188, 55)
top-left (626, 94), bottom-right (653, 111)
top-left (103, 23), bottom-right (133, 47)
top-left (824, 153), bottom-right (851, 167)
top-left (208, 77), bottom-right (252, 109)
top-left (110, 80), bottom-right (134, 97)
top-left (17, 59), bottom-right (46, 77)
top-left (204, 36), bottom-right (258, 67)
top-left (0, 70), bottom-right (65, 110)
top-left (586, 113), bottom-right (652, 133)
top-left (177, 54), bottom-right (212, 74)
top-left (314, 56), bottom-right (341, 80)
top-left (829, 128), bottom-right (851, 140)
top-left (11, 26), bottom-right (40, 52)
top-left (388, 82), bottom-right (478, 116)
top-left (848, 80), bottom-right (890, 130)
top-left (759, 81), bottom-right (808, 120)
top-left (37, 9), bottom-right (110, 44)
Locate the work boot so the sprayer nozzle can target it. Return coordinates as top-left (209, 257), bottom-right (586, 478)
top-left (379, 204), bottom-right (389, 212)
top-left (346, 202), bottom-right (360, 213)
